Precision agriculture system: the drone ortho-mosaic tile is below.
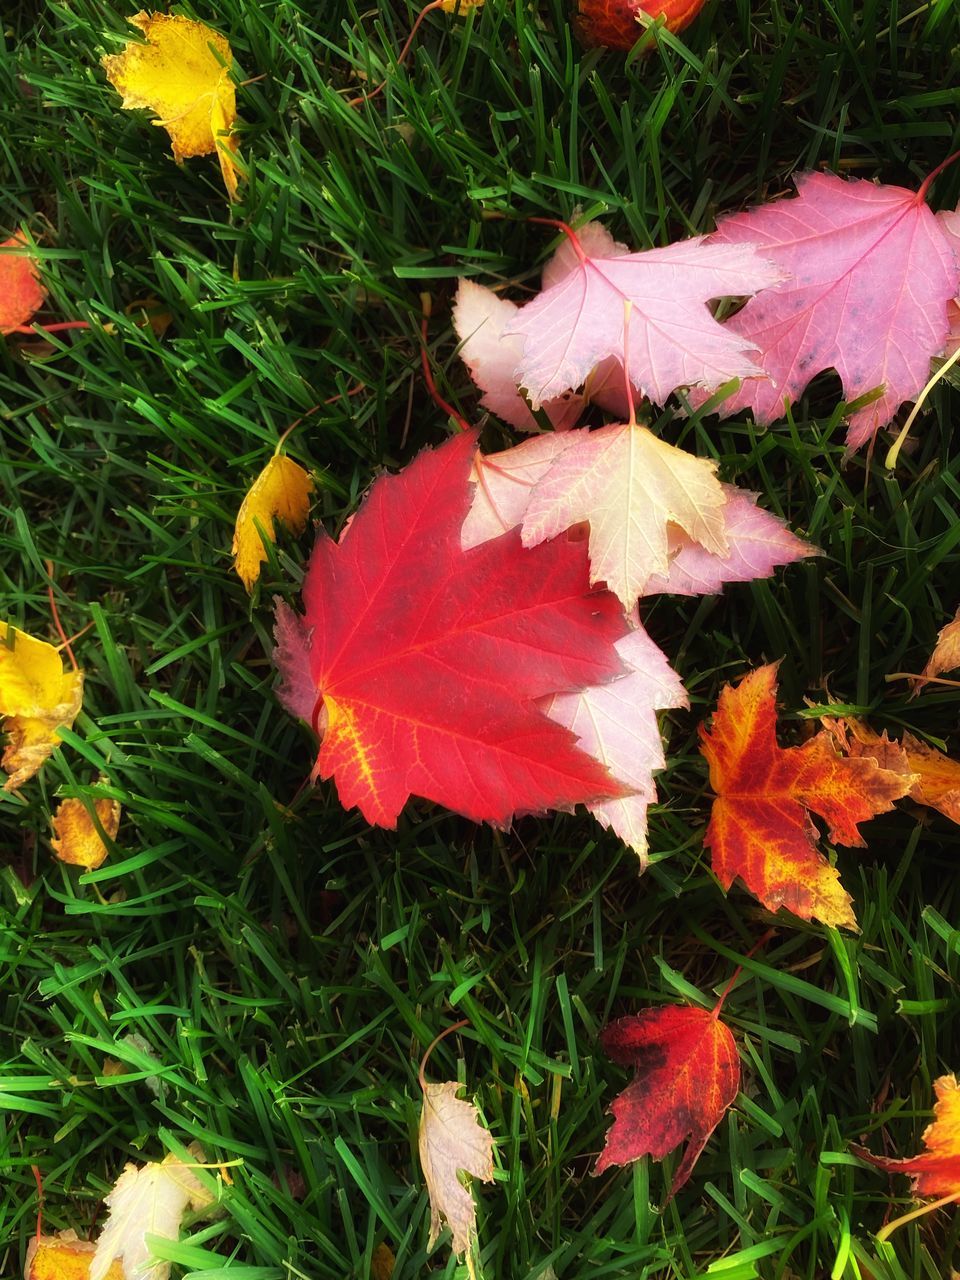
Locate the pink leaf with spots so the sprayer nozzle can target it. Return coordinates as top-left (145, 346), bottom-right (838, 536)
top-left (697, 172), bottom-right (960, 448)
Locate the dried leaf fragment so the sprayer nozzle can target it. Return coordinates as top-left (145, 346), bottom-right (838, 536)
top-left (419, 1080), bottom-right (494, 1264)
top-left (51, 794), bottom-right (122, 869)
top-left (101, 12), bottom-right (241, 200)
top-left (25, 1231), bottom-right (124, 1280)
top-left (232, 454), bottom-right (314, 591)
top-left (91, 1145), bottom-right (216, 1280)
top-left (1, 234), bottom-right (45, 334)
top-left (0, 622), bottom-right (83, 790)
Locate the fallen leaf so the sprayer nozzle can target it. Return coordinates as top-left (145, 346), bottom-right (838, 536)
top-left (914, 606), bottom-right (960, 691)
top-left (273, 430), bottom-right (630, 827)
top-left (517, 422), bottom-right (729, 606)
top-left (574, 0), bottom-right (706, 48)
top-left (853, 1073), bottom-right (960, 1204)
top-left (370, 1242), bottom-right (396, 1280)
top-left (700, 664), bottom-right (914, 929)
top-left (232, 454), bottom-right (314, 592)
top-left (419, 1081), bottom-right (494, 1266)
top-left (641, 487), bottom-right (817, 596)
top-left (25, 1232), bottom-right (124, 1280)
top-left (102, 12), bottom-right (241, 200)
top-left (541, 615), bottom-right (688, 865)
top-left (1, 234), bottom-right (45, 334)
top-left (439, 0), bottom-right (485, 10)
top-left (503, 225), bottom-right (782, 408)
top-left (830, 719), bottom-right (960, 826)
top-left (595, 1000), bottom-right (739, 1198)
top-left (0, 622), bottom-right (84, 790)
top-left (695, 171), bottom-right (960, 449)
top-left (51, 794), bottom-right (122, 869)
top-left (91, 1145), bottom-right (216, 1280)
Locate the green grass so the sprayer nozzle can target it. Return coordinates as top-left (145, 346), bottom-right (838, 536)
top-left (2, 1), bottom-right (960, 1277)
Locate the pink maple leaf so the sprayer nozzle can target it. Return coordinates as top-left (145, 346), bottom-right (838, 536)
top-left (698, 171), bottom-right (960, 448)
top-left (502, 227), bottom-right (783, 407)
top-left (641, 486), bottom-right (818, 597)
top-left (453, 222), bottom-right (635, 431)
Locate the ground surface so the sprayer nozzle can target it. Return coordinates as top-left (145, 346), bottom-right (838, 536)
top-left (2, 2), bottom-right (960, 1278)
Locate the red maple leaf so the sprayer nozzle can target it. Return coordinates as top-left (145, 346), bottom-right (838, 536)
top-left (695, 169), bottom-right (960, 448)
top-left (595, 997), bottom-right (739, 1199)
top-left (0, 234), bottom-right (45, 334)
top-left (273, 430), bottom-right (631, 828)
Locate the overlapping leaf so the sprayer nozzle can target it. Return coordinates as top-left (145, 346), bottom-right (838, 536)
top-left (829, 718), bottom-right (960, 826)
top-left (700, 664), bottom-right (913, 928)
top-left (697, 172), bottom-right (960, 448)
top-left (273, 430), bottom-right (632, 827)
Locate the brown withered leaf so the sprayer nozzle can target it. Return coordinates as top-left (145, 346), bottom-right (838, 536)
top-left (51, 794), bottom-right (121, 869)
top-left (913, 607), bottom-right (960, 693)
top-left (830, 719), bottom-right (960, 826)
top-left (418, 1079), bottom-right (494, 1275)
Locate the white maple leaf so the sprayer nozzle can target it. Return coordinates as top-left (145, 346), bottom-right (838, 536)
top-left (419, 1080), bottom-right (494, 1267)
top-left (91, 1147), bottom-right (216, 1280)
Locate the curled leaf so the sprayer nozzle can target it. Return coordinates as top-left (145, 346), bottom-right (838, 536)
top-left (0, 622), bottom-right (83, 790)
top-left (232, 455), bottom-right (314, 592)
top-left (101, 12), bottom-right (241, 200)
top-left (51, 794), bottom-right (122, 869)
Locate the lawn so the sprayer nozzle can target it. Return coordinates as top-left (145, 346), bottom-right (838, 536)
top-left (2, 2), bottom-right (960, 1278)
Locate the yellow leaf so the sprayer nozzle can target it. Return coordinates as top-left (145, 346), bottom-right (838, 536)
top-left (101, 12), bottom-right (242, 201)
top-left (0, 622), bottom-right (83, 790)
top-left (51, 794), bottom-right (122, 870)
top-left (439, 0), bottom-right (484, 10)
top-left (25, 1231), bottom-right (124, 1280)
top-left (232, 455), bottom-right (314, 592)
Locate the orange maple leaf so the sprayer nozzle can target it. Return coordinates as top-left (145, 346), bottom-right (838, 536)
top-left (699, 664), bottom-right (914, 929)
top-left (829, 719), bottom-right (960, 827)
top-left (853, 1073), bottom-right (960, 1239)
top-left (0, 234), bottom-right (45, 334)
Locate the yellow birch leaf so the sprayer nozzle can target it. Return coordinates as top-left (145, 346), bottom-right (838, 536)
top-left (51, 794), bottom-right (122, 870)
top-left (25, 1232), bottom-right (124, 1280)
top-left (232, 455), bottom-right (314, 592)
top-left (101, 12), bottom-right (241, 200)
top-left (0, 622), bottom-right (83, 790)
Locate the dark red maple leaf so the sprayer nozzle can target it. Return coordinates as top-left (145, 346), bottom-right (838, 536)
top-left (594, 1000), bottom-right (739, 1198)
top-left (273, 430), bottom-right (631, 828)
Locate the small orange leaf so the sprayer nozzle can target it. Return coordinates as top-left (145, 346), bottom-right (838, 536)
top-left (232, 455), bottom-right (314, 592)
top-left (700, 664), bottom-right (914, 929)
top-left (831, 719), bottom-right (960, 826)
top-left (853, 1074), bottom-right (960, 1234)
top-left (0, 622), bottom-right (83, 790)
top-left (574, 0), bottom-right (705, 49)
top-left (914, 606), bottom-right (960, 692)
top-left (51, 795), bottom-right (122, 869)
top-left (1, 234), bottom-right (45, 334)
top-left (25, 1232), bottom-right (124, 1280)
top-left (101, 12), bottom-right (242, 200)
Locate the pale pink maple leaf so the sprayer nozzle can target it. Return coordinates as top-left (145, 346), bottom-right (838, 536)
top-left (519, 423), bottom-right (729, 606)
top-left (541, 617), bottom-right (688, 866)
top-left (461, 432), bottom-right (581, 550)
top-left (503, 233), bottom-right (783, 408)
top-left (698, 172), bottom-right (960, 448)
top-left (453, 222), bottom-right (635, 430)
top-left (452, 281), bottom-right (585, 431)
top-left (641, 486), bottom-right (818, 596)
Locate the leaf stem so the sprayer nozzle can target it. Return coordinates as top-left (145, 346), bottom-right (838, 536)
top-left (885, 344), bottom-right (960, 470)
top-left (419, 1018), bottom-right (470, 1091)
top-left (528, 216), bottom-right (587, 264)
top-left (347, 0), bottom-right (447, 108)
top-left (45, 560), bottom-right (78, 672)
top-left (915, 149), bottom-right (960, 203)
top-left (12, 320), bottom-right (91, 334)
top-left (713, 928), bottom-right (776, 1016)
top-left (876, 1190), bottom-right (960, 1241)
top-left (419, 292), bottom-right (473, 433)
